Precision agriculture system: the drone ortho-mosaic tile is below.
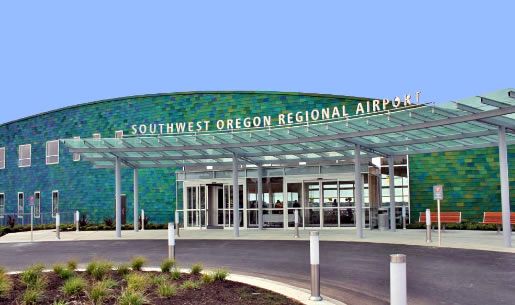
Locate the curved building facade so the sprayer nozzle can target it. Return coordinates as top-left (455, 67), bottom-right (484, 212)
top-left (0, 90), bottom-right (513, 229)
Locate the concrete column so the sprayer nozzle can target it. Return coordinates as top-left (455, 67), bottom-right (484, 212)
top-left (133, 168), bottom-right (139, 232)
top-left (257, 164), bottom-right (264, 230)
top-left (498, 126), bottom-right (512, 247)
top-left (388, 155), bottom-right (396, 232)
top-left (232, 153), bottom-right (240, 237)
top-left (355, 144), bottom-right (363, 238)
top-left (115, 157), bottom-right (122, 238)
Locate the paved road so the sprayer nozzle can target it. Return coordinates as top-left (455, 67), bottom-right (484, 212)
top-left (0, 240), bottom-right (514, 305)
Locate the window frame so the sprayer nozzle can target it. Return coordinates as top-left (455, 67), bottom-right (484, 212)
top-left (72, 136), bottom-right (81, 161)
top-left (0, 193), bottom-right (5, 218)
top-left (0, 147), bottom-right (5, 169)
top-left (52, 190), bottom-right (59, 218)
top-left (34, 191), bottom-right (41, 218)
top-left (45, 140), bottom-right (60, 165)
top-left (18, 144), bottom-right (31, 168)
top-left (17, 192), bottom-right (24, 217)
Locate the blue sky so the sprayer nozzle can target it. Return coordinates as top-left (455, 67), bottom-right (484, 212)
top-left (0, 1), bottom-right (513, 124)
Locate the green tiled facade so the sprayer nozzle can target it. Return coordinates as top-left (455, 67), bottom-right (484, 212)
top-left (0, 92), bottom-right (370, 224)
top-left (409, 146), bottom-right (515, 222)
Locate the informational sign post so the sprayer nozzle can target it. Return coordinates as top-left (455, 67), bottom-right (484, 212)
top-left (433, 185), bottom-right (443, 247)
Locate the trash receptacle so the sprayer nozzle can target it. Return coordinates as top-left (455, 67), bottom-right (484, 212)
top-left (378, 210), bottom-right (389, 231)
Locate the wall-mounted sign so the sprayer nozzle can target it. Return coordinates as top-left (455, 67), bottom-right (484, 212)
top-left (130, 92), bottom-right (421, 135)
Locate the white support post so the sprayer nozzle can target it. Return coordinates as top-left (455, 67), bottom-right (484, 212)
top-left (55, 213), bottom-right (61, 240)
top-left (257, 164), bottom-right (264, 230)
top-left (115, 157), bottom-right (122, 238)
top-left (388, 155), bottom-right (396, 231)
top-left (175, 210), bottom-right (180, 237)
top-left (30, 205), bottom-right (34, 242)
top-left (141, 209), bottom-right (145, 231)
top-left (75, 210), bottom-right (80, 232)
top-left (354, 144), bottom-right (363, 238)
top-left (390, 254), bottom-right (407, 305)
top-left (498, 126), bottom-right (512, 247)
top-left (232, 153), bottom-right (240, 237)
top-left (133, 168), bottom-right (139, 232)
top-left (168, 222), bottom-right (175, 260)
top-left (425, 209), bottom-right (432, 243)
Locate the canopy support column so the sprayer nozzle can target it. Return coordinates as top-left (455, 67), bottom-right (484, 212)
top-left (232, 153), bottom-right (240, 237)
top-left (498, 126), bottom-right (512, 247)
top-left (388, 155), bottom-right (396, 232)
top-left (133, 168), bottom-right (139, 232)
top-left (355, 144), bottom-right (363, 238)
top-left (115, 157), bottom-right (122, 238)
top-left (257, 164), bottom-right (264, 230)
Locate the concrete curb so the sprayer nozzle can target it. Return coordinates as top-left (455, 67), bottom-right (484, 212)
top-left (7, 267), bottom-right (346, 305)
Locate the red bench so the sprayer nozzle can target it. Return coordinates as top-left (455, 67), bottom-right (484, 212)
top-left (481, 212), bottom-right (515, 233)
top-left (419, 211), bottom-right (461, 230)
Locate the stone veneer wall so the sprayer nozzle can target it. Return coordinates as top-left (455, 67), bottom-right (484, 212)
top-left (409, 146), bottom-right (515, 223)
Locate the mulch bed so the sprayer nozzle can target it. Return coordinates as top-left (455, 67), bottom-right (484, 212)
top-left (0, 271), bottom-right (303, 305)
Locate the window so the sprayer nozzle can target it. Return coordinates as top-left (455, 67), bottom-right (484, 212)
top-left (34, 192), bottom-right (41, 218)
top-left (92, 133), bottom-right (101, 139)
top-left (46, 140), bottom-right (59, 164)
top-left (73, 136), bottom-right (80, 161)
top-left (18, 192), bottom-right (24, 217)
top-left (0, 147), bottom-right (5, 169)
top-left (0, 193), bottom-right (4, 218)
top-left (18, 144), bottom-right (31, 167)
top-left (52, 191), bottom-right (59, 217)
top-left (115, 130), bottom-right (123, 139)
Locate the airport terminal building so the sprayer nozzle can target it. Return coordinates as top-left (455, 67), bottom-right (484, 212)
top-left (0, 89), bottom-right (514, 236)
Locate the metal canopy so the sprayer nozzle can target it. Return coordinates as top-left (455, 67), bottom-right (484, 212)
top-left (62, 89), bottom-right (515, 170)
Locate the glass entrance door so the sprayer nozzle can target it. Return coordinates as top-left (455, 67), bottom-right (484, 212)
top-left (186, 185), bottom-right (207, 228)
top-left (222, 184), bottom-right (243, 228)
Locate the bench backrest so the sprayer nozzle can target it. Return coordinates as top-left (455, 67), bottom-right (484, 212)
top-left (419, 211), bottom-right (461, 223)
top-left (482, 212), bottom-right (515, 224)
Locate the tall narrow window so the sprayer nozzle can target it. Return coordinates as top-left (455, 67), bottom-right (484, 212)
top-left (18, 192), bottom-right (24, 217)
top-left (0, 147), bottom-right (5, 169)
top-left (18, 144), bottom-right (31, 167)
top-left (34, 191), bottom-right (41, 218)
top-left (46, 140), bottom-right (59, 164)
top-left (92, 133), bottom-right (101, 139)
top-left (115, 130), bottom-right (123, 139)
top-left (0, 193), bottom-right (5, 218)
top-left (73, 136), bottom-right (81, 161)
top-left (52, 191), bottom-right (59, 217)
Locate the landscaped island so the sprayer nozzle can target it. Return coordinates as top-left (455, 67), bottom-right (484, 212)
top-left (0, 257), bottom-right (302, 305)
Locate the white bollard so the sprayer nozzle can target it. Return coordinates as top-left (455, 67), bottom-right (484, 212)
top-left (75, 210), bottom-right (80, 232)
top-left (309, 231), bottom-right (322, 301)
top-left (390, 254), bottom-right (407, 305)
top-left (30, 205), bottom-right (34, 242)
top-left (425, 209), bottom-right (432, 243)
top-left (56, 213), bottom-right (61, 240)
top-left (294, 209), bottom-right (300, 238)
top-left (402, 205), bottom-right (407, 230)
top-left (175, 210), bottom-right (180, 237)
top-left (168, 222), bottom-right (175, 259)
top-left (141, 209), bottom-right (145, 231)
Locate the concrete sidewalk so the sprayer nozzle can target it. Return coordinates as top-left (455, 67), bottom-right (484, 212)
top-left (1, 228), bottom-right (514, 253)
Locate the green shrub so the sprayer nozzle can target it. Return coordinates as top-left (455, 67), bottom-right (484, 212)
top-left (212, 268), bottom-right (229, 281)
top-left (151, 274), bottom-right (168, 286)
top-left (66, 259), bottom-right (78, 271)
top-left (86, 260), bottom-right (113, 280)
top-left (126, 273), bottom-right (150, 293)
top-left (52, 300), bottom-right (67, 305)
top-left (20, 264), bottom-right (45, 288)
top-left (88, 279), bottom-right (115, 305)
top-left (180, 279), bottom-right (200, 290)
top-left (21, 288), bottom-right (40, 305)
top-left (160, 258), bottom-right (175, 273)
top-left (0, 273), bottom-right (13, 297)
top-left (0, 266), bottom-right (6, 275)
top-left (130, 256), bottom-right (146, 271)
top-left (52, 264), bottom-right (74, 280)
top-left (170, 268), bottom-right (181, 280)
top-left (157, 282), bottom-right (177, 298)
top-left (200, 273), bottom-right (214, 284)
top-left (62, 277), bottom-right (86, 296)
top-left (190, 263), bottom-right (203, 275)
top-left (116, 263), bottom-right (131, 276)
top-left (118, 290), bottom-right (145, 305)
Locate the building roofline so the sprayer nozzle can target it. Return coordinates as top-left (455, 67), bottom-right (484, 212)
top-left (0, 90), bottom-right (373, 128)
